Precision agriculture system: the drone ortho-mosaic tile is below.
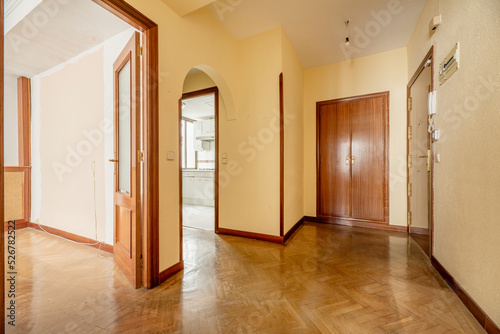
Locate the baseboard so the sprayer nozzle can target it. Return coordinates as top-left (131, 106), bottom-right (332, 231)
top-left (304, 216), bottom-right (407, 233)
top-left (28, 223), bottom-right (113, 254)
top-left (217, 228), bottom-right (284, 244)
top-left (283, 217), bottom-right (305, 243)
top-left (4, 220), bottom-right (30, 231)
top-left (159, 261), bottom-right (184, 284)
top-left (410, 226), bottom-right (429, 236)
top-left (431, 256), bottom-right (500, 334)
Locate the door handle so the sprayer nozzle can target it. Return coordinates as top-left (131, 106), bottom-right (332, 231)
top-left (109, 159), bottom-right (118, 163)
top-left (345, 156), bottom-right (349, 165)
top-left (351, 156), bottom-right (355, 165)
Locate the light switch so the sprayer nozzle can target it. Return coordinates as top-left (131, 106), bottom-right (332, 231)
top-left (222, 158), bottom-right (228, 164)
top-left (167, 151), bottom-right (175, 161)
top-left (222, 153), bottom-right (227, 159)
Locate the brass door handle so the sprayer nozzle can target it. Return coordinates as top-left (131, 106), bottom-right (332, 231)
top-left (351, 156), bottom-right (355, 165)
top-left (109, 159), bottom-right (118, 163)
top-left (345, 156), bottom-right (349, 165)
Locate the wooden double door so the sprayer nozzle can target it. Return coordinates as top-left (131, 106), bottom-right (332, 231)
top-left (317, 92), bottom-right (389, 225)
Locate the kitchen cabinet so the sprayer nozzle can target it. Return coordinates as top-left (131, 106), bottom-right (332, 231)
top-left (194, 119), bottom-right (215, 140)
top-left (182, 171), bottom-right (215, 206)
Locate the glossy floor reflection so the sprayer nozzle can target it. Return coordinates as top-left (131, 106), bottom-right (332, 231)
top-left (8, 224), bottom-right (484, 333)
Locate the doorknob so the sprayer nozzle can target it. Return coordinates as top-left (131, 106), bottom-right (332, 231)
top-left (351, 156), bottom-right (355, 165)
top-left (109, 159), bottom-right (118, 163)
top-left (345, 156), bottom-right (349, 165)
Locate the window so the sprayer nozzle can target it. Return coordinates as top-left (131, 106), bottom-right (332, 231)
top-left (181, 118), bottom-right (196, 169)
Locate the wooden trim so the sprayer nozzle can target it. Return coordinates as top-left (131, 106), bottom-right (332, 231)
top-left (409, 226), bottom-right (429, 236)
top-left (431, 256), bottom-right (500, 334)
top-left (92, 0), bottom-right (159, 289)
top-left (28, 223), bottom-right (113, 253)
top-left (17, 77), bottom-right (31, 167)
top-left (218, 228), bottom-right (284, 244)
top-left (305, 216), bottom-right (407, 234)
top-left (0, 1), bottom-right (4, 327)
top-left (214, 88), bottom-right (220, 234)
top-left (316, 91), bottom-right (390, 225)
top-left (178, 98), bottom-right (184, 262)
top-left (279, 73), bottom-right (284, 237)
top-left (142, 25), bottom-right (160, 289)
top-left (91, 0), bottom-right (156, 30)
top-left (4, 220), bottom-right (29, 231)
top-left (283, 217), bottom-right (304, 243)
top-left (407, 46), bottom-right (434, 258)
top-left (159, 261), bottom-right (184, 284)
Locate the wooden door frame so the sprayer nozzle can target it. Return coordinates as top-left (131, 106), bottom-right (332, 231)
top-left (179, 86), bottom-right (219, 260)
top-left (91, 0), bottom-right (159, 288)
top-left (316, 91), bottom-right (390, 228)
top-left (407, 46), bottom-right (434, 257)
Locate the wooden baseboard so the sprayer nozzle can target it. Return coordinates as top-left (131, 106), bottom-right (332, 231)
top-left (217, 228), bottom-right (284, 244)
top-left (4, 220), bottom-right (29, 231)
top-left (410, 226), bottom-right (429, 236)
top-left (159, 261), bottom-right (184, 284)
top-left (431, 256), bottom-right (500, 334)
top-left (28, 223), bottom-right (113, 254)
top-left (305, 216), bottom-right (407, 233)
top-left (283, 217), bottom-right (304, 243)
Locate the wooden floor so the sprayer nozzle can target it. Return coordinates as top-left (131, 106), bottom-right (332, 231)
top-left (7, 223), bottom-right (485, 333)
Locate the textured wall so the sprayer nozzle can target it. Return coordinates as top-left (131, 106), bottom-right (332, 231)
top-left (407, 0), bottom-right (500, 325)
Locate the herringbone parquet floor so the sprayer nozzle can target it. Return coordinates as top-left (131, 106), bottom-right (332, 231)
top-left (7, 223), bottom-right (485, 333)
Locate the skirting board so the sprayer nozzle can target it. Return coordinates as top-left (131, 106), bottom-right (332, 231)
top-left (431, 256), bottom-right (500, 334)
top-left (304, 216), bottom-right (407, 233)
top-left (410, 226), bottom-right (429, 236)
top-left (159, 261), bottom-right (184, 284)
top-left (28, 223), bottom-right (113, 254)
top-left (217, 218), bottom-right (305, 245)
top-left (4, 219), bottom-right (29, 231)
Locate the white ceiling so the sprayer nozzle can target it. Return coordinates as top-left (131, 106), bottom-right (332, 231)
top-left (4, 0), bottom-right (132, 77)
top-left (183, 94), bottom-right (215, 121)
top-left (208, 0), bottom-right (426, 69)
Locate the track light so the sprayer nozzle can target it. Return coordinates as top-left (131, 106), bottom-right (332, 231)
top-left (344, 20), bottom-right (350, 46)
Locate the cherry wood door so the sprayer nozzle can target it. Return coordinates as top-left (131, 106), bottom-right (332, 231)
top-left (317, 92), bottom-right (388, 225)
top-left (350, 96), bottom-right (386, 222)
top-left (112, 32), bottom-right (141, 288)
top-left (317, 102), bottom-right (351, 217)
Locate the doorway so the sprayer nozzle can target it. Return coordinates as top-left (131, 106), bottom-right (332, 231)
top-left (180, 87), bottom-right (219, 233)
top-left (407, 47), bottom-right (434, 257)
top-left (2, 0), bottom-right (159, 289)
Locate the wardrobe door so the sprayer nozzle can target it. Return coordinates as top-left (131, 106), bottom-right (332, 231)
top-left (350, 96), bottom-right (386, 221)
top-left (317, 102), bottom-right (351, 218)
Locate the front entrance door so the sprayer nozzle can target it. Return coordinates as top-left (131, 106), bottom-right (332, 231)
top-left (112, 32), bottom-right (142, 288)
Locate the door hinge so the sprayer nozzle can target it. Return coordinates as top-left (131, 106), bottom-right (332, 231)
top-left (408, 126), bottom-right (412, 140)
top-left (407, 212), bottom-right (412, 226)
top-left (137, 150), bottom-right (144, 163)
top-left (408, 154), bottom-right (413, 168)
top-left (408, 183), bottom-right (412, 197)
top-left (408, 97), bottom-right (413, 111)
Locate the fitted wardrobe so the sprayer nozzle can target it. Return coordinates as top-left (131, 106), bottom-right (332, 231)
top-left (316, 91), bottom-right (389, 226)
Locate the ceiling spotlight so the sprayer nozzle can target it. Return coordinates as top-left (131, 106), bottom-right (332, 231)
top-left (344, 20), bottom-right (350, 46)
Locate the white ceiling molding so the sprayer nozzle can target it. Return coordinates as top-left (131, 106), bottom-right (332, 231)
top-left (4, 0), bottom-right (43, 34)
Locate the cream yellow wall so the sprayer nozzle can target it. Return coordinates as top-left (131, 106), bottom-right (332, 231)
top-left (123, 1), bottom-right (289, 270)
top-left (4, 76), bottom-right (19, 167)
top-left (303, 48), bottom-right (408, 227)
top-left (183, 70), bottom-right (216, 93)
top-left (219, 27), bottom-right (282, 235)
top-left (407, 0), bottom-right (500, 325)
top-left (282, 30), bottom-right (305, 233)
top-left (34, 49), bottom-right (107, 241)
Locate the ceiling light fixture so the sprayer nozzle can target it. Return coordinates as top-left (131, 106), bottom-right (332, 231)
top-left (344, 20), bottom-right (350, 46)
